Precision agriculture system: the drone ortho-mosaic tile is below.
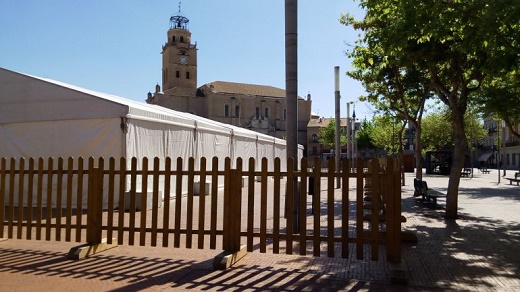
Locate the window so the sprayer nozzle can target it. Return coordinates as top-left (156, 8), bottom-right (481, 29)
top-left (256, 107), bottom-right (260, 119)
top-left (312, 146), bottom-right (318, 155)
top-left (283, 109), bottom-right (287, 120)
top-left (224, 105), bottom-right (229, 117)
top-left (180, 36), bottom-right (184, 43)
top-left (312, 134), bottom-right (318, 142)
top-left (172, 36), bottom-right (176, 43)
top-left (176, 71), bottom-right (180, 78)
top-left (513, 153), bottom-right (517, 165)
top-left (235, 105), bottom-right (240, 117)
top-left (186, 71), bottom-right (190, 79)
top-left (264, 108), bottom-right (269, 118)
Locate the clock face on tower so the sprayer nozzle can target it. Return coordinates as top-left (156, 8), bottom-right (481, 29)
top-left (180, 57), bottom-right (187, 64)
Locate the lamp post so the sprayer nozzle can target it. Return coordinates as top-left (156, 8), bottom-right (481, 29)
top-left (497, 119), bottom-right (501, 183)
top-left (334, 67), bottom-right (341, 188)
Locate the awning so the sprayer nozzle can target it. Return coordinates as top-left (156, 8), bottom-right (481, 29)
top-left (477, 152), bottom-right (494, 162)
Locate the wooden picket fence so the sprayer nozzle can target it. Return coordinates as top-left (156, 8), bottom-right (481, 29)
top-left (0, 156), bottom-right (402, 264)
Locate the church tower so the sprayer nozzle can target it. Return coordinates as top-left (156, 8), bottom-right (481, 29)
top-left (161, 7), bottom-right (197, 91)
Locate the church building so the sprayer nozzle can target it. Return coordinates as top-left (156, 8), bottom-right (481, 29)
top-left (146, 10), bottom-right (312, 153)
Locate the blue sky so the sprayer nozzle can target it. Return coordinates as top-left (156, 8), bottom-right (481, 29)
top-left (0, 0), bottom-right (372, 119)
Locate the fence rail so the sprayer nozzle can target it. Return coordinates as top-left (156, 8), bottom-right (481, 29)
top-left (1, 156), bottom-right (402, 264)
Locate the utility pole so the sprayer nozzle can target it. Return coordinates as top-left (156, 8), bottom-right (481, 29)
top-left (334, 66), bottom-right (341, 188)
top-left (285, 0), bottom-right (299, 233)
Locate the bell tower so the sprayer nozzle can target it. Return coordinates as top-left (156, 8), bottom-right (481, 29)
top-left (162, 4), bottom-right (197, 91)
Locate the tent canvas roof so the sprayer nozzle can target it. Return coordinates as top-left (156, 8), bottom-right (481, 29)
top-left (0, 67), bottom-right (287, 145)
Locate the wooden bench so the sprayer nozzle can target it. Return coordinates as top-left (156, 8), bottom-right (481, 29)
top-left (478, 167), bottom-right (490, 174)
top-left (506, 173), bottom-right (520, 186)
top-left (414, 178), bottom-right (446, 206)
top-left (461, 168), bottom-right (471, 177)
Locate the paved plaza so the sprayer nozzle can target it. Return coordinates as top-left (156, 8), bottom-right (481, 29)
top-left (0, 169), bottom-right (519, 291)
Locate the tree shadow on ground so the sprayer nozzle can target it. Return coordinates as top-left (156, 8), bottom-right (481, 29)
top-left (0, 244), bottom-right (395, 291)
top-left (400, 196), bottom-right (520, 289)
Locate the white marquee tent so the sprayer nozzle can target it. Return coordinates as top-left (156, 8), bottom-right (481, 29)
top-left (0, 67), bottom-right (302, 207)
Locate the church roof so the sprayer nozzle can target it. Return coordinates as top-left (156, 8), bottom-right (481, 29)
top-left (307, 117), bottom-right (348, 128)
top-left (201, 81), bottom-right (287, 98)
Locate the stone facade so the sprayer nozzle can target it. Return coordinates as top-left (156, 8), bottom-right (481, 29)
top-left (147, 12), bottom-right (312, 153)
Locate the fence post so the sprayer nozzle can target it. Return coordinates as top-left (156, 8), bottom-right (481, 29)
top-left (214, 166), bottom-right (247, 270)
top-left (69, 164), bottom-right (117, 259)
top-left (87, 167), bottom-right (103, 245)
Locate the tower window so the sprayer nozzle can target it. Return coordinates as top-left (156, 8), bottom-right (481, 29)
top-left (284, 109), bottom-right (287, 120)
top-left (235, 105), bottom-right (240, 117)
top-left (172, 36), bottom-right (176, 43)
top-left (224, 105), bottom-right (229, 117)
top-left (264, 108), bottom-right (269, 118)
top-left (256, 107), bottom-right (260, 119)
top-left (176, 71), bottom-right (180, 78)
top-left (180, 36), bottom-right (184, 43)
top-left (186, 71), bottom-right (190, 79)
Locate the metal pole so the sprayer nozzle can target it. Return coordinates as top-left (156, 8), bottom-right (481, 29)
top-left (285, 0), bottom-right (299, 233)
top-left (498, 120), bottom-right (501, 183)
top-left (346, 102), bottom-right (351, 160)
top-left (334, 66), bottom-right (341, 188)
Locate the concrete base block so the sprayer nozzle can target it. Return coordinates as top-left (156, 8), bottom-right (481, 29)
top-left (124, 192), bottom-right (162, 211)
top-left (68, 238), bottom-right (118, 260)
top-left (213, 245), bottom-right (248, 270)
top-left (194, 181), bottom-right (211, 196)
top-left (389, 260), bottom-right (409, 285)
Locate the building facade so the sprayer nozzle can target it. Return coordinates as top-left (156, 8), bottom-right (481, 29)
top-left (146, 11), bottom-right (311, 152)
top-left (482, 117), bottom-right (520, 170)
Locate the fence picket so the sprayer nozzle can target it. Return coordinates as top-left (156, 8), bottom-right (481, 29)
top-left (209, 157), bottom-right (218, 249)
top-left (55, 157), bottom-right (63, 241)
top-left (65, 157), bottom-right (74, 242)
top-left (75, 157), bottom-right (84, 242)
top-left (246, 157), bottom-right (255, 252)
top-left (107, 157), bottom-right (116, 244)
top-left (186, 157), bottom-right (194, 249)
top-left (299, 158), bottom-right (308, 256)
top-left (45, 157), bottom-right (54, 241)
top-left (151, 157), bottom-right (160, 247)
top-left (174, 157), bottom-right (183, 248)
top-left (260, 158), bottom-right (268, 253)
top-left (327, 158), bottom-right (335, 257)
top-left (36, 158), bottom-right (44, 240)
top-left (162, 157), bottom-right (171, 248)
top-left (129, 157), bottom-right (137, 245)
top-left (0, 158), bottom-right (5, 239)
top-left (272, 158), bottom-right (281, 254)
top-left (312, 158), bottom-right (321, 257)
top-left (197, 157), bottom-right (207, 249)
top-left (139, 157), bottom-right (149, 246)
top-left (17, 157), bottom-right (25, 239)
top-left (27, 158), bottom-right (35, 240)
top-left (341, 159), bottom-right (350, 258)
top-left (117, 157), bottom-right (126, 245)
top-left (356, 158), bottom-right (364, 260)
top-left (286, 157), bottom-right (294, 255)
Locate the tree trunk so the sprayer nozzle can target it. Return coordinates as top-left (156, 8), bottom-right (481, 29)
top-left (445, 106), bottom-right (467, 219)
top-left (413, 121), bottom-right (423, 180)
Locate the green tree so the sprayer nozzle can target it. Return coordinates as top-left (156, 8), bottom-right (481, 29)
top-left (342, 0), bottom-right (519, 219)
top-left (318, 119), bottom-right (347, 148)
top-left (477, 70), bottom-right (520, 139)
top-left (369, 115), bottom-right (405, 156)
top-left (356, 118), bottom-right (376, 150)
top-left (421, 106), bottom-right (488, 155)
